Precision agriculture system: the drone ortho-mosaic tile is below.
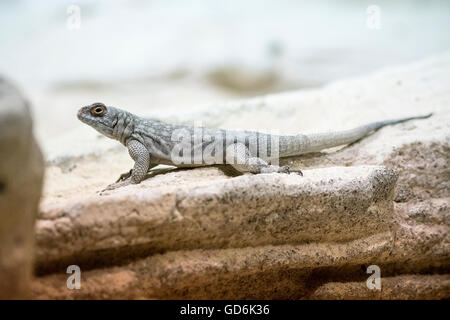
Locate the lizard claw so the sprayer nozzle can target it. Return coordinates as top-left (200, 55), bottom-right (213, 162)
top-left (277, 165), bottom-right (290, 173)
top-left (116, 169), bottom-right (133, 182)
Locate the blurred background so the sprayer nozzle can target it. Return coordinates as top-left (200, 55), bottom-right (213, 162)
top-left (0, 0), bottom-right (449, 157)
top-left (1, 0), bottom-right (450, 87)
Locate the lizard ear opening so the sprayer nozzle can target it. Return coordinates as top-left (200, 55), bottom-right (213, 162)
top-left (90, 104), bottom-right (107, 117)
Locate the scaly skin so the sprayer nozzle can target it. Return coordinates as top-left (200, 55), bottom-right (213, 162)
top-left (77, 102), bottom-right (432, 189)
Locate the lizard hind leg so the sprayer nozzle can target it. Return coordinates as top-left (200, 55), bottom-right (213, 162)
top-left (226, 143), bottom-right (302, 175)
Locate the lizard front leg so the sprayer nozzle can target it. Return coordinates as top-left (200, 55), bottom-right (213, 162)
top-left (102, 140), bottom-right (150, 192)
top-left (116, 165), bottom-right (157, 182)
top-left (127, 139), bottom-right (151, 184)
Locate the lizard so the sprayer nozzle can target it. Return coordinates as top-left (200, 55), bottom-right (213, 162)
top-left (77, 102), bottom-right (432, 190)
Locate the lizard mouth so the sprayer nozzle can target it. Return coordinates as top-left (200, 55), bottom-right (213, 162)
top-left (77, 108), bottom-right (84, 121)
top-left (111, 117), bottom-right (118, 129)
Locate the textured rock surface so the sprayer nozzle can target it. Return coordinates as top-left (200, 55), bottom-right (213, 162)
top-left (32, 234), bottom-right (394, 299)
top-left (35, 166), bottom-right (397, 273)
top-left (32, 54), bottom-right (450, 299)
top-left (30, 233), bottom-right (448, 299)
top-left (310, 275), bottom-right (450, 300)
top-left (0, 78), bottom-right (44, 299)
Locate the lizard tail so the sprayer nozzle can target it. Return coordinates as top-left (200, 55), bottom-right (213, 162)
top-left (372, 113), bottom-right (433, 129)
top-left (280, 113), bottom-right (432, 156)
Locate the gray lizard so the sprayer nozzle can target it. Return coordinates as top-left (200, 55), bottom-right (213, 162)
top-left (77, 102), bottom-right (431, 189)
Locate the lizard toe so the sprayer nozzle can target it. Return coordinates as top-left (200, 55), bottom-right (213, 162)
top-left (116, 169), bottom-right (133, 182)
top-left (277, 165), bottom-right (291, 174)
top-left (277, 166), bottom-right (303, 176)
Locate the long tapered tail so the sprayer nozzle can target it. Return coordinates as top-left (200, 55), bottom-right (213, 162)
top-left (280, 113), bottom-right (432, 156)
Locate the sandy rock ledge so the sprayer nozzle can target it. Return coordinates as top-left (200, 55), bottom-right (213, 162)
top-left (35, 165), bottom-right (396, 272)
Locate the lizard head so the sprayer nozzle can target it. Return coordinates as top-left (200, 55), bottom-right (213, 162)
top-left (77, 102), bottom-right (119, 139)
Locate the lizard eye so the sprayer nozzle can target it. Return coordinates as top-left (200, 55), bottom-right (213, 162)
top-left (90, 104), bottom-right (106, 117)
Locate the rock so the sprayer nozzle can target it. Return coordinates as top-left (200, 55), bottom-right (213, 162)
top-left (310, 275), bottom-right (450, 300)
top-left (31, 233), bottom-right (450, 299)
top-left (32, 233), bottom-right (393, 299)
top-left (35, 165), bottom-right (397, 273)
top-left (0, 77), bottom-right (44, 299)
top-left (32, 54), bottom-right (450, 299)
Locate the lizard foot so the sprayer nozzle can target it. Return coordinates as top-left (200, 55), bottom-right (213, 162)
top-left (99, 179), bottom-right (132, 195)
top-left (277, 165), bottom-right (303, 176)
top-left (116, 169), bottom-right (133, 182)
